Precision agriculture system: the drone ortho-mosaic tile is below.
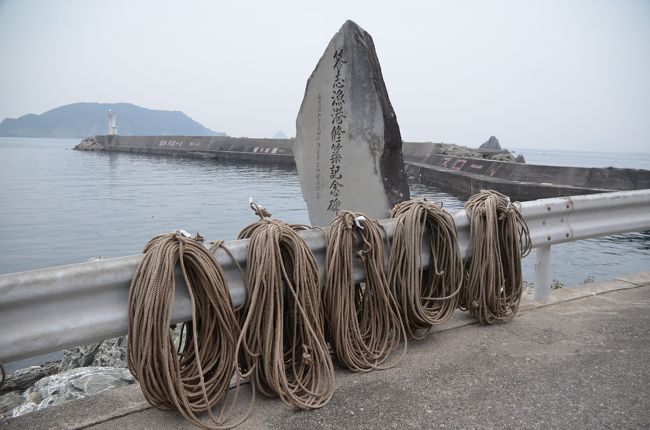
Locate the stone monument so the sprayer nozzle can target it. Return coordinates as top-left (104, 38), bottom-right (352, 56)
top-left (294, 20), bottom-right (410, 226)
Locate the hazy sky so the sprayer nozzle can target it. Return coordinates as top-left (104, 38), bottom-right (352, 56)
top-left (1, 0), bottom-right (648, 151)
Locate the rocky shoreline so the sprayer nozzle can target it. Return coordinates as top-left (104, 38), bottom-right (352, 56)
top-left (0, 324), bottom-right (191, 421)
top-left (0, 336), bottom-right (135, 420)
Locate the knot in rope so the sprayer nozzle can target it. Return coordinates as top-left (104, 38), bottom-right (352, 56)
top-left (249, 199), bottom-right (272, 219)
top-left (460, 189), bottom-right (532, 324)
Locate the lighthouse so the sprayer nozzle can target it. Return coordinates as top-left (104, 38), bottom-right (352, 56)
top-left (108, 110), bottom-right (118, 135)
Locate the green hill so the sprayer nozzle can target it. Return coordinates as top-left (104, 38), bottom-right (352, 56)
top-left (0, 103), bottom-right (224, 138)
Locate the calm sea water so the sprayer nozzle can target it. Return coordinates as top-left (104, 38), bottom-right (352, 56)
top-left (512, 147), bottom-right (650, 169)
top-left (1, 137), bottom-right (649, 287)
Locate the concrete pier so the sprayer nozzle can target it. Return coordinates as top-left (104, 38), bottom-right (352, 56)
top-left (4, 272), bottom-right (649, 429)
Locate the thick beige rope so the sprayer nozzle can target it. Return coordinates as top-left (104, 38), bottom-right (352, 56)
top-left (460, 190), bottom-right (531, 324)
top-left (388, 198), bottom-right (463, 339)
top-left (323, 210), bottom-right (406, 372)
top-left (128, 232), bottom-right (249, 429)
top-left (236, 204), bottom-right (334, 409)
top-left (0, 360), bottom-right (5, 388)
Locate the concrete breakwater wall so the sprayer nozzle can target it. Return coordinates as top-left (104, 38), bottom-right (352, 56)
top-left (78, 135), bottom-right (296, 165)
top-left (400, 142), bottom-right (650, 191)
top-left (75, 136), bottom-right (650, 201)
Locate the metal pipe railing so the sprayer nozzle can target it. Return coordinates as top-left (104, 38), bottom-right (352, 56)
top-left (1, 189), bottom-right (649, 365)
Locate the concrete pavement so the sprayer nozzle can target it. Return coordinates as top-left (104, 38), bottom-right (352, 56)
top-left (4, 272), bottom-right (649, 429)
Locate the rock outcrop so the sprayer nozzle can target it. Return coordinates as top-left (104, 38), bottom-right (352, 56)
top-left (8, 367), bottom-right (135, 418)
top-left (479, 135), bottom-right (502, 150)
top-left (0, 363), bottom-right (59, 395)
top-left (59, 336), bottom-right (128, 372)
top-left (75, 136), bottom-right (104, 151)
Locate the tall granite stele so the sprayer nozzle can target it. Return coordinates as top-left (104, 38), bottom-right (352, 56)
top-left (294, 20), bottom-right (410, 226)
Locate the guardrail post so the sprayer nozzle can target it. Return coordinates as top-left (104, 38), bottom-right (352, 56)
top-left (533, 245), bottom-right (552, 300)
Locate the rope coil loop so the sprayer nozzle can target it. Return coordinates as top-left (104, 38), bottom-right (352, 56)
top-left (388, 198), bottom-right (463, 339)
top-left (0, 360), bottom-right (5, 389)
top-left (236, 206), bottom-right (334, 409)
top-left (324, 210), bottom-right (406, 371)
top-left (460, 190), bottom-right (532, 324)
top-left (128, 232), bottom-right (248, 429)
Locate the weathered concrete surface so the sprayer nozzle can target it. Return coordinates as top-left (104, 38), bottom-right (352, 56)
top-left (75, 135), bottom-right (296, 166)
top-left (294, 20), bottom-right (410, 226)
top-left (4, 273), bottom-right (649, 429)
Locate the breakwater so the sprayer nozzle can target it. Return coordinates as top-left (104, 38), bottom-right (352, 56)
top-left (75, 135), bottom-right (650, 201)
top-left (77, 135), bottom-right (295, 165)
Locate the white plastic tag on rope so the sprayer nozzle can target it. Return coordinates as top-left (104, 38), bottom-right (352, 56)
top-left (354, 216), bottom-right (366, 229)
top-left (176, 229), bottom-right (192, 238)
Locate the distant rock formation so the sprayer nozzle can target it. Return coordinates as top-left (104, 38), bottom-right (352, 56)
top-left (417, 141), bottom-right (519, 163)
top-left (272, 131), bottom-right (288, 139)
top-left (479, 135), bottom-right (502, 150)
top-left (0, 102), bottom-right (225, 138)
top-left (515, 154), bottom-right (526, 163)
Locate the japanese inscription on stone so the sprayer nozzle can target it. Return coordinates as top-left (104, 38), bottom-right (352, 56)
top-left (328, 48), bottom-right (346, 214)
top-left (294, 20), bottom-right (410, 226)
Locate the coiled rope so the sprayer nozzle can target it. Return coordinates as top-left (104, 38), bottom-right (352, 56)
top-left (460, 190), bottom-right (531, 324)
top-left (324, 211), bottom-right (406, 372)
top-left (388, 198), bottom-right (463, 339)
top-left (0, 360), bottom-right (5, 388)
top-left (128, 232), bottom-right (248, 429)
top-left (236, 202), bottom-right (334, 409)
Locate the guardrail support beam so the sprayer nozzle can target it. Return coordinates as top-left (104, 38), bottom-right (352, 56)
top-left (533, 245), bottom-right (552, 300)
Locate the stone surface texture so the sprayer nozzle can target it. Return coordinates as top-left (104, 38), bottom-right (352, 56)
top-left (294, 20), bottom-right (409, 226)
top-left (90, 337), bottom-right (128, 368)
top-left (0, 363), bottom-right (59, 395)
top-left (8, 367), bottom-right (135, 418)
top-left (59, 336), bottom-right (128, 372)
top-left (58, 342), bottom-right (102, 372)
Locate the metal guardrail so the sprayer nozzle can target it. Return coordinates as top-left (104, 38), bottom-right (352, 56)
top-left (1, 189), bottom-right (649, 365)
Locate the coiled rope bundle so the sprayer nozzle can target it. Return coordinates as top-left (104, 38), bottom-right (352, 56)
top-left (460, 190), bottom-right (531, 324)
top-left (128, 232), bottom-right (247, 429)
top-left (388, 198), bottom-right (463, 339)
top-left (236, 203), bottom-right (334, 409)
top-left (324, 211), bottom-right (405, 372)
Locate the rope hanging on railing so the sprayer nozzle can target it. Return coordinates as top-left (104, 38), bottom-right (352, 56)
top-left (128, 232), bottom-right (249, 429)
top-left (236, 204), bottom-right (334, 409)
top-left (460, 190), bottom-right (532, 324)
top-left (324, 211), bottom-right (406, 372)
top-left (0, 360), bottom-right (5, 389)
top-left (388, 198), bottom-right (463, 339)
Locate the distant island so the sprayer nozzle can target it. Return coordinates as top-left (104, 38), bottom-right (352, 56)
top-left (0, 102), bottom-right (225, 138)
